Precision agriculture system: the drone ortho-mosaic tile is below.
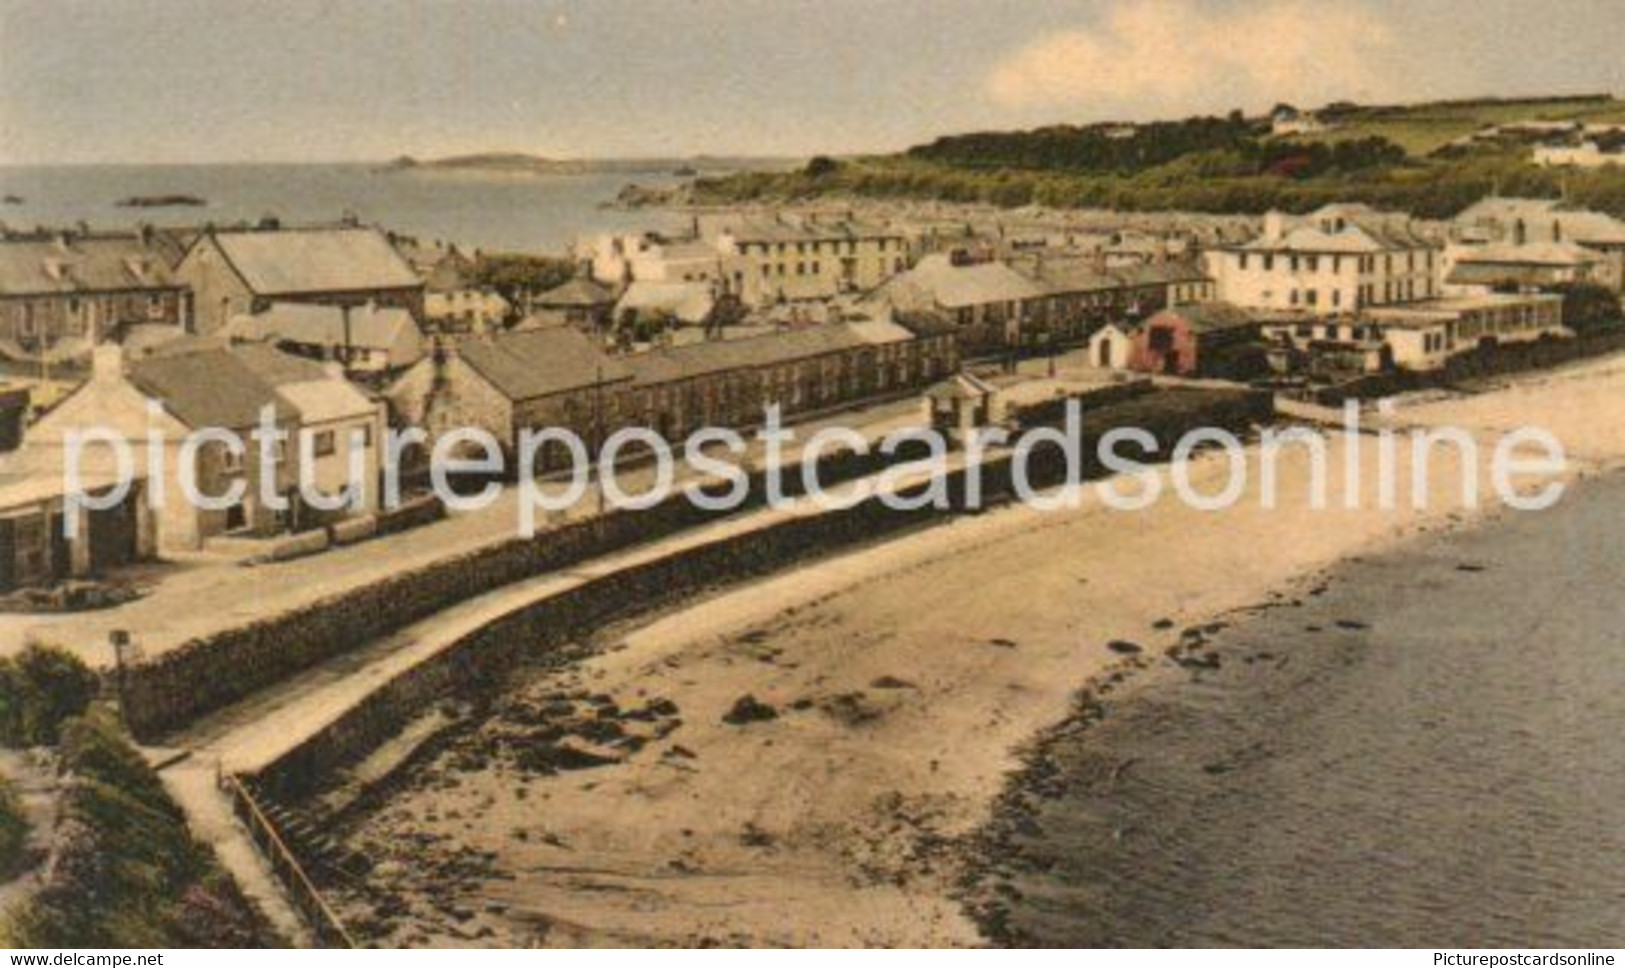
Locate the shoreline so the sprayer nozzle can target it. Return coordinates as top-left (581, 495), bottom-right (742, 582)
top-left (314, 355), bottom-right (1625, 947)
top-left (965, 467), bottom-right (1625, 946)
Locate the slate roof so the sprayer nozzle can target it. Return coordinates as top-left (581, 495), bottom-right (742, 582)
top-left (457, 327), bottom-right (632, 402)
top-left (723, 217), bottom-right (904, 245)
top-left (206, 227), bottom-right (424, 296)
top-left (128, 347), bottom-right (298, 430)
top-left (615, 280), bottom-right (716, 324)
top-left (623, 324), bottom-right (872, 386)
top-left (1239, 205), bottom-right (1433, 254)
top-left (0, 234), bottom-right (181, 296)
top-left (1149, 302), bottom-right (1260, 334)
top-left (1454, 198), bottom-right (1625, 247)
top-left (925, 372), bottom-right (996, 403)
top-left (1453, 241), bottom-right (1601, 267)
top-left (231, 344), bottom-right (376, 422)
top-left (886, 254), bottom-right (1045, 309)
top-left (1029, 258), bottom-right (1211, 295)
top-left (225, 302), bottom-right (425, 361)
top-left (537, 276), bottom-right (617, 308)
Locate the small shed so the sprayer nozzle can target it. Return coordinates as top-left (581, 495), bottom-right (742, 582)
top-left (1087, 323), bottom-right (1135, 369)
top-left (923, 372), bottom-right (998, 444)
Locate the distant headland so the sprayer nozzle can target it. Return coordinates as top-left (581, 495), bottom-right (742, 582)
top-left (376, 152), bottom-right (800, 178)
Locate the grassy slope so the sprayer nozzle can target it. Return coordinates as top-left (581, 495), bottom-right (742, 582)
top-left (0, 775), bottom-right (24, 878)
top-left (0, 710), bottom-right (280, 948)
top-left (1296, 96), bottom-right (1625, 155)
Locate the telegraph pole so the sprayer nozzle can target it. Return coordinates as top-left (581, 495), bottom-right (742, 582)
top-left (593, 362), bottom-right (606, 517)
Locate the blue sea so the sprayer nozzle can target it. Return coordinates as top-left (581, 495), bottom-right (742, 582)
top-left (0, 163), bottom-right (687, 255)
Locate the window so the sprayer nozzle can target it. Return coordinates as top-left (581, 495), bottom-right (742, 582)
top-left (1289, 289), bottom-right (1299, 306)
top-left (1306, 289), bottom-right (1319, 307)
top-left (1307, 256), bottom-right (1319, 273)
top-left (1263, 255), bottom-right (1274, 271)
top-left (1239, 253), bottom-right (1250, 270)
top-left (220, 444), bottom-right (245, 474)
top-left (1332, 290), bottom-right (1342, 308)
top-left (314, 430), bottom-right (336, 457)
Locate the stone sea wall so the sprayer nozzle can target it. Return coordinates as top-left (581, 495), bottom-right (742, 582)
top-left (122, 386), bottom-right (1263, 743)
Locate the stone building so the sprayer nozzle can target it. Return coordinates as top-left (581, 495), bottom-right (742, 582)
top-left (177, 225), bottom-right (426, 335)
top-left (389, 314), bottom-right (957, 470)
top-left (0, 229), bottom-right (190, 357)
top-left (22, 342), bottom-right (382, 551)
top-left (388, 326), bottom-right (634, 468)
top-left (874, 251), bottom-right (1046, 357)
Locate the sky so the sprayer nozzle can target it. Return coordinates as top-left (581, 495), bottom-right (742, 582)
top-left (1, 0), bottom-right (1622, 165)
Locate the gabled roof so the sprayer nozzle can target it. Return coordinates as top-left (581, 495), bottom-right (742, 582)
top-left (886, 254), bottom-right (1045, 309)
top-left (615, 280), bottom-right (716, 324)
top-left (225, 302), bottom-right (425, 362)
top-left (0, 234), bottom-right (181, 296)
top-left (204, 226), bottom-right (424, 296)
top-left (622, 324), bottom-right (871, 386)
top-left (1149, 301), bottom-right (1260, 334)
top-left (537, 276), bottom-right (617, 308)
top-left (128, 347), bottom-right (298, 430)
top-left (1240, 205), bottom-right (1433, 254)
top-left (457, 327), bottom-right (631, 402)
top-left (925, 372), bottom-right (996, 402)
top-left (1453, 198), bottom-right (1625, 246)
top-left (231, 344), bottom-right (376, 423)
top-left (1111, 260), bottom-right (1211, 287)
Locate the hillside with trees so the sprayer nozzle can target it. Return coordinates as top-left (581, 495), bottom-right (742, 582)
top-left (689, 95), bottom-right (1625, 219)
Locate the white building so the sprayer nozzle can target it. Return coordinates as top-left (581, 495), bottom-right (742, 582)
top-left (581, 232), bottom-right (724, 289)
top-left (710, 216), bottom-right (910, 307)
top-left (1453, 197), bottom-right (1625, 292)
top-left (1532, 142), bottom-right (1625, 169)
top-left (21, 342), bottom-right (383, 551)
top-left (1204, 204), bottom-right (1440, 316)
top-left (1087, 322), bottom-right (1135, 370)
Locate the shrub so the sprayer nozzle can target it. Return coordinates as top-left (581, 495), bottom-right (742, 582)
top-left (0, 644), bottom-right (101, 748)
top-left (0, 772), bottom-right (27, 877)
top-left (0, 709), bottom-right (279, 948)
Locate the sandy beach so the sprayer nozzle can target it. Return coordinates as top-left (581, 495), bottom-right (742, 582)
top-left (318, 354), bottom-right (1625, 947)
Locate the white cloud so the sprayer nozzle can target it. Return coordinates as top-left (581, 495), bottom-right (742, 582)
top-left (986, 0), bottom-right (1398, 114)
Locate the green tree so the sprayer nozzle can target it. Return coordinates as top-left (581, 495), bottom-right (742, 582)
top-left (0, 644), bottom-right (100, 747)
top-left (1555, 282), bottom-right (1623, 336)
top-left (804, 155), bottom-right (840, 178)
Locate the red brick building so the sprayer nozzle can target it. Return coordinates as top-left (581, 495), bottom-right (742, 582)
top-left (1130, 302), bottom-right (1262, 378)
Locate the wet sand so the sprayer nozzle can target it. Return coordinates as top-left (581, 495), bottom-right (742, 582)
top-left (970, 472), bottom-right (1625, 947)
top-left (314, 355), bottom-right (1625, 946)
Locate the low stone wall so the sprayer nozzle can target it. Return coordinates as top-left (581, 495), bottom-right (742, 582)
top-left (122, 387), bottom-right (1269, 742)
top-left (247, 387), bottom-right (1272, 798)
